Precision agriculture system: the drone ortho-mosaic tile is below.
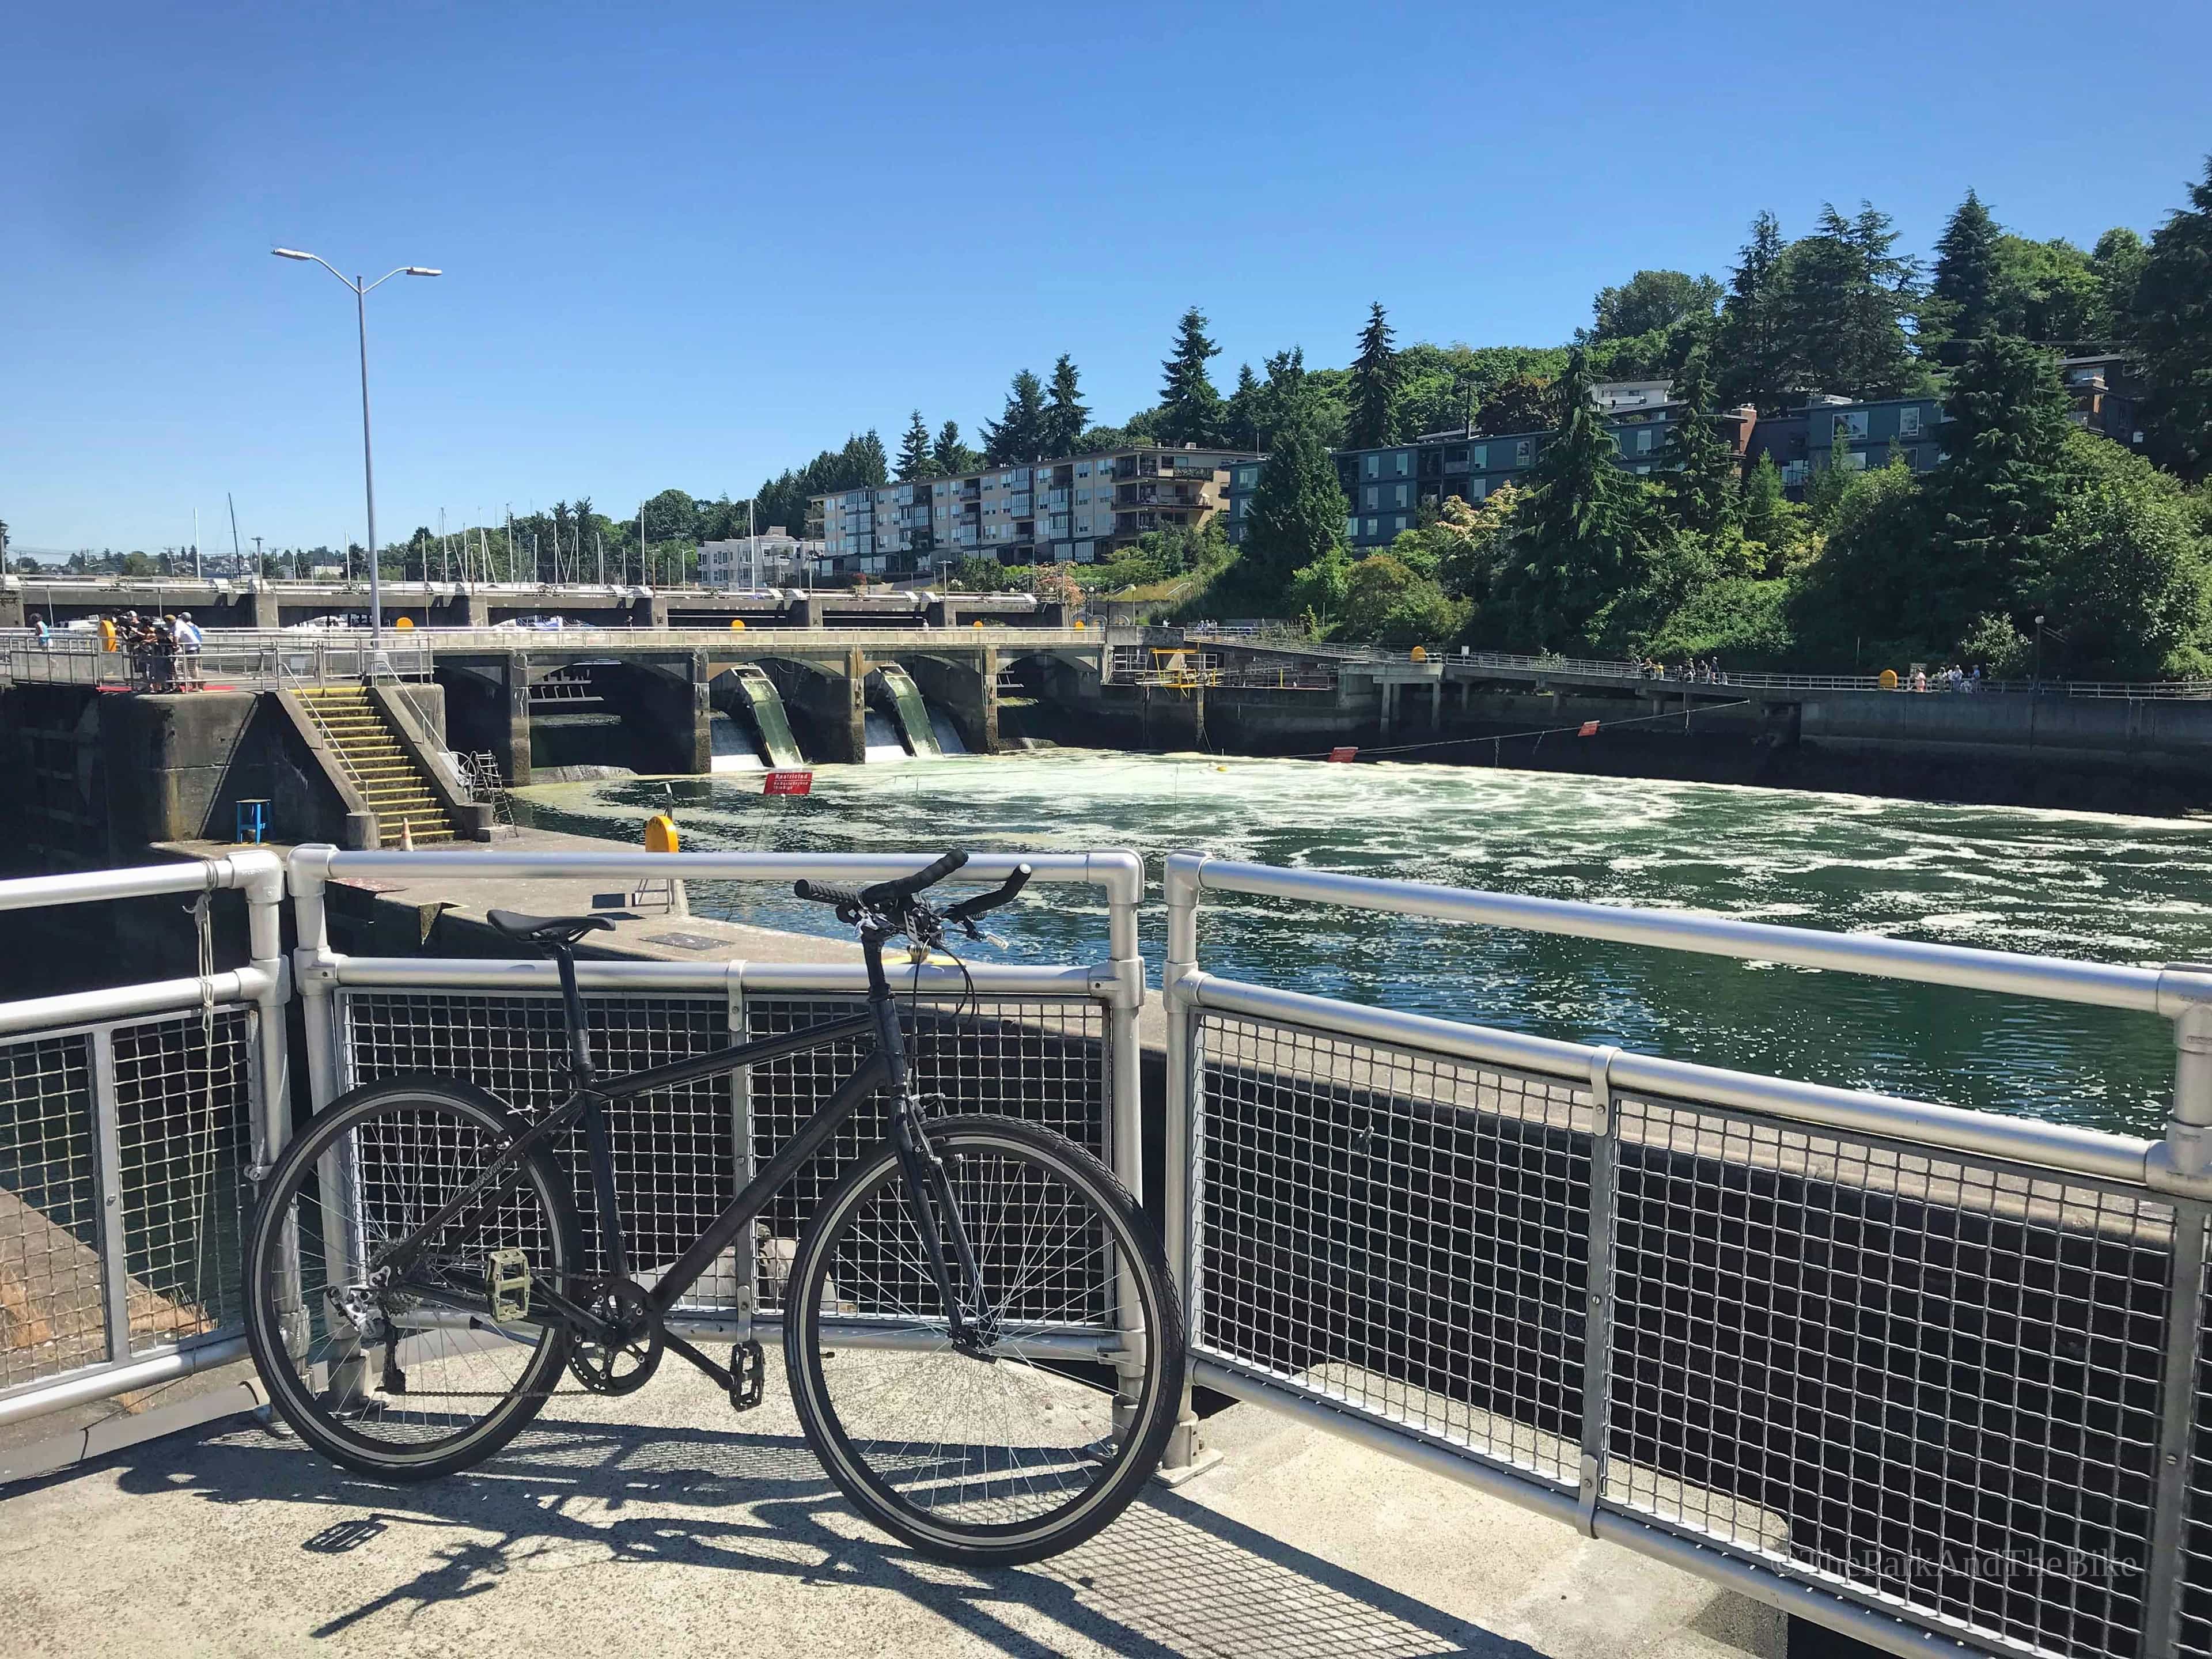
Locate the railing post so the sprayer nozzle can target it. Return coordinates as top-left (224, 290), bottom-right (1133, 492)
top-left (2147, 985), bottom-right (2212, 1652)
top-left (1160, 853), bottom-right (1209, 1475)
top-left (287, 844), bottom-right (366, 1404)
top-left (1577, 1046), bottom-right (1620, 1537)
top-left (88, 1025), bottom-right (131, 1368)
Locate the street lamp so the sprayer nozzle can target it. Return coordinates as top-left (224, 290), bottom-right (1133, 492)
top-left (272, 248), bottom-right (441, 647)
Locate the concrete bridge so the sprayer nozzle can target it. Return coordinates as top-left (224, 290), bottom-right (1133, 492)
top-left (403, 624), bottom-right (1105, 782)
top-left (1, 575), bottom-right (1052, 632)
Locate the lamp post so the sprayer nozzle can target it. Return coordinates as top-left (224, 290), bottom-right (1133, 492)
top-left (272, 249), bottom-right (441, 647)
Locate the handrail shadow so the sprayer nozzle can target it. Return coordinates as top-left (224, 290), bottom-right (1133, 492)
top-left (73, 1408), bottom-right (1540, 1658)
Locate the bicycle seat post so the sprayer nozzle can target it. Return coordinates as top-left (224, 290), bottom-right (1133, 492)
top-left (550, 943), bottom-right (595, 1084)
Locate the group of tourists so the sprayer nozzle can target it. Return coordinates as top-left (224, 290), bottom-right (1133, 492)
top-left (1906, 664), bottom-right (1983, 693)
top-left (56, 611), bottom-right (207, 691)
top-left (1639, 658), bottom-right (1729, 684)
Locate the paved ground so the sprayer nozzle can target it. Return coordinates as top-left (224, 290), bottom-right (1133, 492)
top-left (2, 1354), bottom-right (1782, 1659)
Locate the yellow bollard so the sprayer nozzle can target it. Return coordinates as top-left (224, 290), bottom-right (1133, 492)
top-left (645, 813), bottom-right (679, 853)
top-left (393, 615), bottom-right (415, 630)
top-left (729, 618), bottom-right (746, 630)
top-left (1410, 645), bottom-right (1427, 663)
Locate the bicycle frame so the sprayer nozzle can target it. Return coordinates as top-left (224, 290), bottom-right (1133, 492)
top-left (368, 938), bottom-right (994, 1362)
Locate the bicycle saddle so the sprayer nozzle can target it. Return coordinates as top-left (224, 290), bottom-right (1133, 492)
top-left (487, 909), bottom-right (617, 947)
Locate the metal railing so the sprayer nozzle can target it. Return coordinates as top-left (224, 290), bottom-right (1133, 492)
top-left (5, 634), bottom-right (432, 688)
top-left (287, 846), bottom-right (1146, 1347)
top-left (0, 855), bottom-right (288, 1429)
top-left (1162, 853), bottom-right (2212, 1659)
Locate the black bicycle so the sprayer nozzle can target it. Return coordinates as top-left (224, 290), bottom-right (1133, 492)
top-left (244, 852), bottom-right (1185, 1566)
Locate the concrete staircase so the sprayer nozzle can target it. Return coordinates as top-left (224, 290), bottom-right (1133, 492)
top-left (294, 685), bottom-right (460, 844)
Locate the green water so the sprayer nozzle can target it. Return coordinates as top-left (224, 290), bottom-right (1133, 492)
top-left (516, 750), bottom-right (2212, 1138)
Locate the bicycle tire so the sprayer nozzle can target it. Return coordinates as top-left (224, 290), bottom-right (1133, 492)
top-left (243, 1076), bottom-right (582, 1483)
top-left (783, 1114), bottom-right (1186, 1566)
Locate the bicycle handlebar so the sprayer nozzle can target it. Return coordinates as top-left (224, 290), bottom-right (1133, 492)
top-left (793, 851), bottom-right (972, 919)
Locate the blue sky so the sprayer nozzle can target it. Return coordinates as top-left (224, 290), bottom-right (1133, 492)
top-left (3, 1), bottom-right (2207, 554)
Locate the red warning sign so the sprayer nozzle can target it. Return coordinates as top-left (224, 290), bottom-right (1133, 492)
top-left (763, 770), bottom-right (814, 795)
top-left (1577, 721), bottom-right (1600, 737)
top-left (1326, 747), bottom-right (1358, 763)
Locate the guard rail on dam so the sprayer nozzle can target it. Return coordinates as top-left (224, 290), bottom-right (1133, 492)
top-left (10, 846), bottom-right (2212, 1655)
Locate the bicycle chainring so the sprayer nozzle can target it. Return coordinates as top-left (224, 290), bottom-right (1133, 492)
top-left (566, 1277), bottom-right (662, 1396)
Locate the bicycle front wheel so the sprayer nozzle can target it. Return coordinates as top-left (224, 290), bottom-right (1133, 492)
top-left (784, 1114), bottom-right (1185, 1567)
top-left (243, 1077), bottom-right (581, 1482)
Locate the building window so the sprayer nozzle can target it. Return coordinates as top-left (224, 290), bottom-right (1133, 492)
top-left (1363, 517), bottom-right (1378, 537)
top-left (1515, 440), bottom-right (1532, 466)
top-left (1841, 449), bottom-right (1868, 472)
top-left (1345, 517), bottom-right (1358, 539)
top-left (1469, 444), bottom-right (1487, 469)
top-left (1469, 478), bottom-right (1488, 500)
top-left (1393, 452), bottom-right (1409, 476)
top-left (1900, 407), bottom-right (1922, 437)
top-left (1363, 454), bottom-right (1379, 478)
top-left (1834, 411), bottom-right (1869, 440)
top-left (1394, 515), bottom-right (1408, 532)
top-left (1362, 486), bottom-right (1378, 509)
top-left (1393, 483), bottom-right (1409, 507)
top-left (1635, 428), bottom-right (1653, 453)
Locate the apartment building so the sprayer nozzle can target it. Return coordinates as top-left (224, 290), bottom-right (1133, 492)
top-left (1224, 382), bottom-right (1725, 552)
top-left (811, 445), bottom-right (1257, 578)
top-left (698, 529), bottom-right (825, 590)
top-left (1744, 394), bottom-right (1945, 493)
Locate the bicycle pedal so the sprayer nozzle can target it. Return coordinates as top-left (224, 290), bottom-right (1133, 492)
top-left (487, 1247), bottom-right (531, 1323)
top-left (729, 1339), bottom-right (766, 1412)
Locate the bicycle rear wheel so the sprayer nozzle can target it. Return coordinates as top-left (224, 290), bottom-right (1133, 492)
top-left (243, 1077), bottom-right (581, 1482)
top-left (783, 1114), bottom-right (1185, 1566)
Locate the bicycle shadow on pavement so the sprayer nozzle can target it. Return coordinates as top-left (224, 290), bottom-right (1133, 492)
top-left (84, 1407), bottom-right (1541, 1659)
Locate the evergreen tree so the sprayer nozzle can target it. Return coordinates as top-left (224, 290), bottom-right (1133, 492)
top-left (1921, 334), bottom-right (2075, 639)
top-left (1782, 203), bottom-right (1921, 399)
top-left (2090, 226), bottom-right (2147, 340)
top-left (1660, 346), bottom-right (1737, 534)
top-left (1040, 354), bottom-right (1090, 459)
top-left (1157, 307), bottom-right (1224, 447)
top-left (843, 429), bottom-right (889, 486)
top-left (1497, 350), bottom-right (1647, 647)
top-left (1347, 301), bottom-right (1401, 449)
top-left (982, 370), bottom-right (1047, 464)
top-left (1740, 453), bottom-right (1799, 560)
top-left (1225, 363), bottom-right (1263, 451)
top-left (934, 421), bottom-right (983, 477)
top-left (2127, 157), bottom-right (2212, 480)
top-left (1922, 189), bottom-right (2008, 354)
top-left (1718, 211), bottom-right (1791, 413)
top-left (896, 410), bottom-right (935, 480)
top-left (1239, 396), bottom-right (1349, 594)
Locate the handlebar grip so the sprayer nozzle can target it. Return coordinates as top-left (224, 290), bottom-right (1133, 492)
top-left (860, 850), bottom-right (969, 907)
top-left (793, 878), bottom-right (867, 910)
top-left (945, 862), bottom-right (1033, 922)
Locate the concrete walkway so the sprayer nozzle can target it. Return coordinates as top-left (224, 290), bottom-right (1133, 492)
top-left (1, 1355), bottom-right (1781, 1659)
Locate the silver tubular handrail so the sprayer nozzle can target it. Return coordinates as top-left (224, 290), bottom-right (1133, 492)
top-left (1168, 853), bottom-right (2211, 1018)
top-left (0, 853), bottom-right (289, 1431)
top-left (1160, 849), bottom-right (2212, 1658)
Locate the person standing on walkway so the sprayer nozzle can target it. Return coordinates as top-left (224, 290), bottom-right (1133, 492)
top-left (175, 611), bottom-right (204, 689)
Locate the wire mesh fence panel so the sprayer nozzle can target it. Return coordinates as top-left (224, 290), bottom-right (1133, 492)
top-left (741, 994), bottom-right (1109, 1315)
top-left (1192, 1012), bottom-right (1593, 1488)
top-left (2176, 1239), bottom-right (2212, 1658)
top-left (338, 990), bottom-right (741, 1312)
top-left (110, 1009), bottom-right (253, 1354)
top-left (0, 1033), bottom-right (103, 1392)
top-left (1607, 1092), bottom-right (2174, 1659)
